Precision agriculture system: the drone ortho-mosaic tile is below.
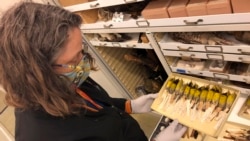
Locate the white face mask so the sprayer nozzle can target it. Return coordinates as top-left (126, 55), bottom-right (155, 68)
top-left (62, 55), bottom-right (90, 87)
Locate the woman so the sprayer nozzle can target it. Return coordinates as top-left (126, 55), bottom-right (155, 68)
top-left (0, 2), bottom-right (186, 141)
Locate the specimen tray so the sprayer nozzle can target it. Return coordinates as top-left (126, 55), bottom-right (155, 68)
top-left (151, 73), bottom-right (240, 137)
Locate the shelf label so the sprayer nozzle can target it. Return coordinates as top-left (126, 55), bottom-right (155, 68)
top-left (213, 73), bottom-right (229, 80)
top-left (176, 69), bottom-right (186, 74)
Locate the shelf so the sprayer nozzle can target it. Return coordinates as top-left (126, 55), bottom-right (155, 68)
top-left (147, 13), bottom-right (250, 27)
top-left (171, 68), bottom-right (250, 84)
top-left (81, 13), bottom-right (250, 33)
top-left (87, 33), bottom-right (152, 49)
top-left (159, 33), bottom-right (250, 54)
top-left (162, 50), bottom-right (250, 63)
top-left (81, 17), bottom-right (147, 30)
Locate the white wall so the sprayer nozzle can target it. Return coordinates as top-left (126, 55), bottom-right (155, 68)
top-left (0, 0), bottom-right (58, 16)
top-left (0, 0), bottom-right (20, 16)
top-left (0, 0), bottom-right (47, 17)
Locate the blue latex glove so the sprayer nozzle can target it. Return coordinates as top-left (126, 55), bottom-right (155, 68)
top-left (154, 119), bottom-right (187, 141)
top-left (131, 93), bottom-right (158, 113)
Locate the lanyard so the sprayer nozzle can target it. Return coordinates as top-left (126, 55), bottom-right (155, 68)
top-left (76, 88), bottom-right (103, 110)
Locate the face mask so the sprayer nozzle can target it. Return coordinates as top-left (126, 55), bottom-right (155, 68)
top-left (62, 55), bottom-right (90, 87)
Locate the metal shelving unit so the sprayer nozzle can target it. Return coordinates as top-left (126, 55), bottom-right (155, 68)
top-left (57, 0), bottom-right (250, 140)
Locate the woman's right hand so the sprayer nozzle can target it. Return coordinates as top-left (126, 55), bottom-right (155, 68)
top-left (154, 119), bottom-right (187, 141)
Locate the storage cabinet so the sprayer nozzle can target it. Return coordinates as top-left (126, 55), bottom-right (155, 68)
top-left (159, 31), bottom-right (250, 87)
top-left (84, 32), bottom-right (167, 98)
top-left (57, 0), bottom-right (250, 140)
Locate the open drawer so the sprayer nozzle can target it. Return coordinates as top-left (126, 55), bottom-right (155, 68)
top-left (151, 73), bottom-right (240, 137)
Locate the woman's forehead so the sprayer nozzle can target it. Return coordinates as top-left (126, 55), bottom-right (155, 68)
top-left (54, 27), bottom-right (82, 64)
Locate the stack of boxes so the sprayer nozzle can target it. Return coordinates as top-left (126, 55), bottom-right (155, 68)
top-left (186, 0), bottom-right (208, 16)
top-left (168, 0), bottom-right (189, 18)
top-left (140, 0), bottom-right (172, 19)
top-left (58, 0), bottom-right (250, 23)
top-left (141, 0), bottom-right (250, 19)
top-left (231, 0), bottom-right (250, 13)
top-left (206, 0), bottom-right (232, 15)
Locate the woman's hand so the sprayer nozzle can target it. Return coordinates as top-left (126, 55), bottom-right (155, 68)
top-left (131, 93), bottom-right (158, 113)
top-left (154, 120), bottom-right (187, 141)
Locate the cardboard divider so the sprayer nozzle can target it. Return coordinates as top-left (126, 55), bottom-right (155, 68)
top-left (186, 0), bottom-right (208, 16)
top-left (231, 0), bottom-right (250, 13)
top-left (141, 0), bottom-right (172, 19)
top-left (168, 0), bottom-right (189, 18)
top-left (238, 95), bottom-right (250, 120)
top-left (206, 0), bottom-right (232, 15)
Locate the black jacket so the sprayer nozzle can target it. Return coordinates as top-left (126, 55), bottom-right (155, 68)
top-left (15, 77), bottom-right (147, 141)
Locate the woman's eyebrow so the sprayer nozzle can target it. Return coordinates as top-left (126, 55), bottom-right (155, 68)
top-left (72, 49), bottom-right (83, 63)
